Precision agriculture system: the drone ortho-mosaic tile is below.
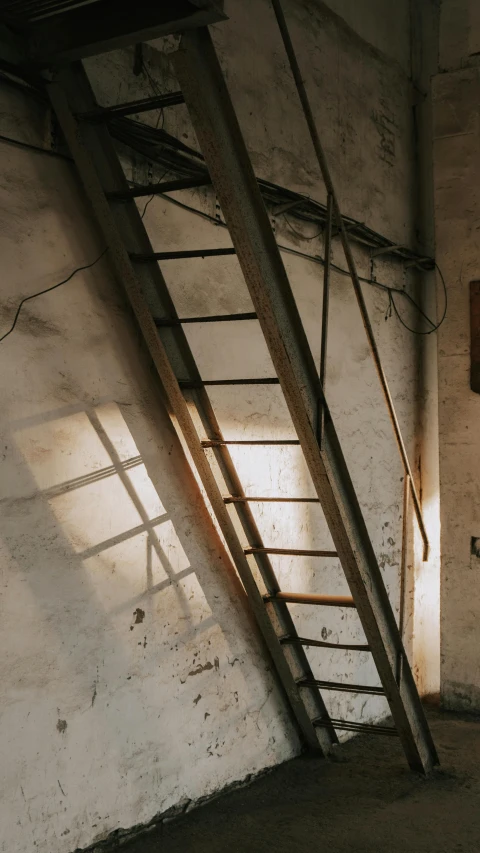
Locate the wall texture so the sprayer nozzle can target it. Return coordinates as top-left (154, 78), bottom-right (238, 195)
top-left (434, 0), bottom-right (480, 710)
top-left (0, 1), bottom-right (438, 851)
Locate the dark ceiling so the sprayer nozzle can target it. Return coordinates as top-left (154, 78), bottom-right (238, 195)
top-left (0, 0), bottom-right (226, 63)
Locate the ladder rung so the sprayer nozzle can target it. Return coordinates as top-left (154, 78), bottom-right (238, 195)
top-left (107, 177), bottom-right (211, 200)
top-left (225, 496), bottom-right (319, 503)
top-left (297, 678), bottom-right (384, 696)
top-left (265, 592), bottom-right (355, 607)
top-left (79, 91), bottom-right (185, 120)
top-left (246, 547), bottom-right (337, 557)
top-left (280, 635), bottom-right (370, 651)
top-left (130, 248), bottom-right (236, 262)
top-left (201, 439), bottom-right (300, 446)
top-left (313, 717), bottom-right (398, 737)
top-left (180, 378), bottom-right (279, 389)
top-left (155, 312), bottom-right (257, 326)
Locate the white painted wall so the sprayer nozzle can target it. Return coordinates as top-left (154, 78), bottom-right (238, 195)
top-left (0, 2), bottom-right (439, 851)
top-left (0, 92), bottom-right (297, 853)
top-left (434, 0), bottom-right (480, 710)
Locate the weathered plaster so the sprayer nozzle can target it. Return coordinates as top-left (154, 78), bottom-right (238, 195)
top-left (433, 0), bottom-right (480, 712)
top-left (0, 114), bottom-right (298, 852)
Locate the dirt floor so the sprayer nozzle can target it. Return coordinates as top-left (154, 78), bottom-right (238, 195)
top-left (119, 707), bottom-right (480, 853)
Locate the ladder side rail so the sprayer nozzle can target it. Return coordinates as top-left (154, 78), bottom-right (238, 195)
top-left (47, 63), bottom-right (332, 753)
top-left (75, 58), bottom-right (335, 740)
top-left (172, 27), bottom-right (438, 774)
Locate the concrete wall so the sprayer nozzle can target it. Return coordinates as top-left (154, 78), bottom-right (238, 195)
top-left (434, 0), bottom-right (480, 710)
top-left (0, 2), bottom-right (438, 851)
top-left (410, 0), bottom-right (441, 700)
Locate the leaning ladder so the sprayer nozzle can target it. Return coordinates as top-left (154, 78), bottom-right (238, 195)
top-left (47, 26), bottom-right (438, 773)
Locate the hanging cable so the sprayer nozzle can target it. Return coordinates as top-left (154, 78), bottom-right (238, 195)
top-left (127, 180), bottom-right (445, 334)
top-left (388, 262), bottom-right (447, 335)
top-left (283, 213), bottom-right (322, 241)
top-left (135, 51), bottom-right (167, 218)
top-left (0, 249), bottom-right (107, 344)
top-left (0, 74), bottom-right (445, 336)
top-left (0, 132), bottom-right (72, 161)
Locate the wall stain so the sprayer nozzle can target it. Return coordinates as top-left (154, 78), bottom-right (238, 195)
top-left (4, 306), bottom-right (63, 339)
top-left (371, 101), bottom-right (398, 167)
top-left (378, 552), bottom-right (400, 569)
top-left (56, 719), bottom-right (67, 734)
top-left (188, 661), bottom-right (214, 677)
top-left (187, 657), bottom-right (220, 678)
top-left (133, 608), bottom-right (145, 624)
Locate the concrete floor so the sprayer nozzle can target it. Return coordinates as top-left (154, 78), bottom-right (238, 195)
top-left (120, 708), bottom-right (480, 852)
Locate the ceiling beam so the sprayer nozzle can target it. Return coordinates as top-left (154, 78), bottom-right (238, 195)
top-left (25, 0), bottom-right (226, 65)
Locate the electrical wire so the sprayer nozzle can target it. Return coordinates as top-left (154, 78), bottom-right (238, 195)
top-left (137, 53), bottom-right (167, 218)
top-left (0, 68), bottom-right (437, 274)
top-left (388, 262), bottom-right (447, 335)
top-left (142, 62), bottom-right (165, 131)
top-left (320, 256), bottom-right (444, 333)
top-left (0, 131), bottom-right (72, 161)
top-left (0, 249), bottom-right (107, 344)
top-left (140, 168), bottom-right (170, 219)
top-left (283, 213), bottom-right (322, 241)
top-left (140, 193), bottom-right (155, 219)
top-left (108, 115), bottom-right (435, 271)
top-left (0, 73), bottom-right (446, 335)
top-left (131, 183), bottom-right (445, 334)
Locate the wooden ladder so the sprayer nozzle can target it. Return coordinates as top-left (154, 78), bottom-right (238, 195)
top-left (46, 25), bottom-right (438, 773)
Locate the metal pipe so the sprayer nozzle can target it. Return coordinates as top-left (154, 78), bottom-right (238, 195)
top-left (399, 474), bottom-right (410, 640)
top-left (318, 191), bottom-right (333, 446)
top-left (224, 496), bottom-right (320, 503)
top-left (320, 192), bottom-right (333, 390)
top-left (246, 547), bottom-right (337, 557)
top-left (281, 635), bottom-right (370, 651)
top-left (201, 439), bottom-right (300, 446)
top-left (266, 592), bottom-right (356, 607)
top-left (270, 0), bottom-right (429, 560)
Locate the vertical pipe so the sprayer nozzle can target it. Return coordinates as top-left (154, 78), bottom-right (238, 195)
top-left (319, 192), bottom-right (333, 390)
top-left (397, 474), bottom-right (410, 684)
top-left (399, 474), bottom-right (410, 641)
top-left (317, 192), bottom-right (333, 446)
